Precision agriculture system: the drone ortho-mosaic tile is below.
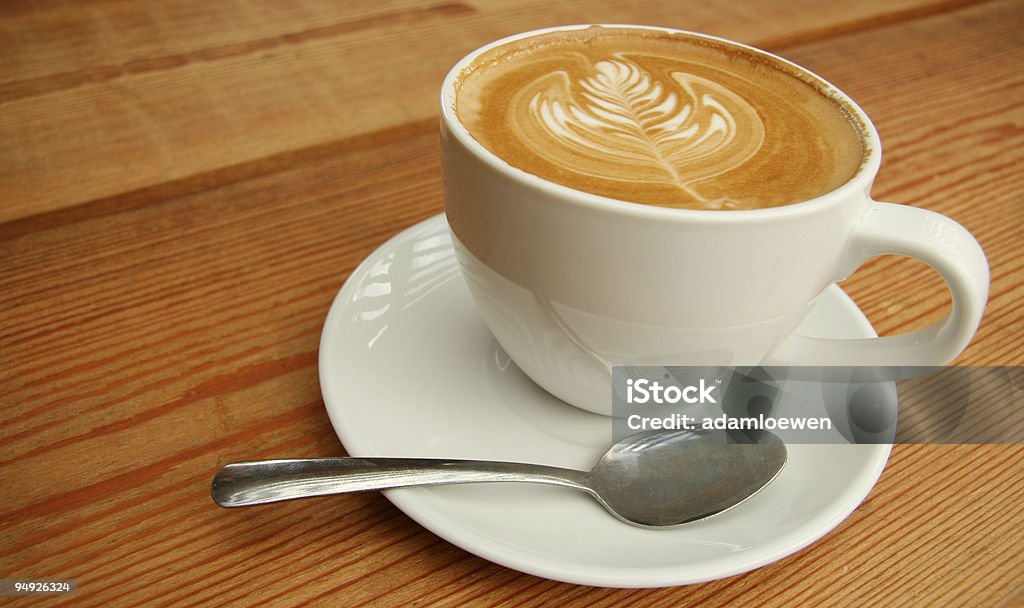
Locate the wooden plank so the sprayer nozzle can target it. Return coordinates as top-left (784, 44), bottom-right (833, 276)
top-left (0, 0), bottom-right (989, 224)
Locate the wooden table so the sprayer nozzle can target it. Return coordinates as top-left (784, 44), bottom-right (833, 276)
top-left (2, 1), bottom-right (1022, 605)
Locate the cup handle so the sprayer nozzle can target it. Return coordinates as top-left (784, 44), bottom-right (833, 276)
top-left (771, 202), bottom-right (989, 366)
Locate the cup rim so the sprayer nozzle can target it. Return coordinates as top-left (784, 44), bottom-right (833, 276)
top-left (440, 24), bottom-right (883, 222)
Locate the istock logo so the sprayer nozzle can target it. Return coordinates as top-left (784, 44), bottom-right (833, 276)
top-left (626, 378), bottom-right (717, 404)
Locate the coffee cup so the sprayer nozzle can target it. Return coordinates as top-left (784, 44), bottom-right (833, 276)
top-left (440, 25), bottom-right (989, 416)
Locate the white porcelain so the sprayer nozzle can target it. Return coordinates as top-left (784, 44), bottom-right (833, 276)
top-left (319, 215), bottom-right (891, 587)
top-left (441, 25), bottom-right (989, 415)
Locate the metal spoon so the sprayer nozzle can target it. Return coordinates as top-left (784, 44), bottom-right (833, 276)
top-left (211, 430), bottom-right (786, 528)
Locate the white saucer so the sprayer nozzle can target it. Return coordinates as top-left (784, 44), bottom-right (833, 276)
top-left (319, 214), bottom-right (891, 587)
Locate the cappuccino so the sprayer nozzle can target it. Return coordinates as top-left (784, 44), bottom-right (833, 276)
top-left (455, 27), bottom-right (866, 210)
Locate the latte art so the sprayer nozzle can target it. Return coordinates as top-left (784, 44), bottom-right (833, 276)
top-left (455, 27), bottom-right (867, 210)
top-left (518, 57), bottom-right (765, 205)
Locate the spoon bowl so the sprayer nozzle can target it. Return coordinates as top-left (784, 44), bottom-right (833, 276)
top-left (212, 429), bottom-right (787, 528)
top-left (587, 430), bottom-right (787, 526)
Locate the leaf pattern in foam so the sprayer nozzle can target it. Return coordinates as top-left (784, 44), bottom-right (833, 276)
top-left (516, 58), bottom-right (764, 204)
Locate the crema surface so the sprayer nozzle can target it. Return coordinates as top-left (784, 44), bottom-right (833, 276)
top-left (455, 28), bottom-right (866, 210)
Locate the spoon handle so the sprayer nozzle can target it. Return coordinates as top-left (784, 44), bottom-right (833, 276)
top-left (211, 458), bottom-right (591, 507)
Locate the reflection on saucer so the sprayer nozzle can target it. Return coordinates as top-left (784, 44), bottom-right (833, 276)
top-left (482, 339), bottom-right (610, 449)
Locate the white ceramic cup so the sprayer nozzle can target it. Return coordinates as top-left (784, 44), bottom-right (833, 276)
top-left (440, 25), bottom-right (989, 416)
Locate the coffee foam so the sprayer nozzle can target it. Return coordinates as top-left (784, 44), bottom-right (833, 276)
top-left (455, 27), bottom-right (867, 210)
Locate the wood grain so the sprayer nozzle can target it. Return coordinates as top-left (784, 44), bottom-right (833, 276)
top-left (1, 0), bottom-right (1022, 606)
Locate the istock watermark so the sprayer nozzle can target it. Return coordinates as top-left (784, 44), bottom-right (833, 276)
top-left (625, 377), bottom-right (718, 404)
top-left (612, 366), bottom-right (1024, 445)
